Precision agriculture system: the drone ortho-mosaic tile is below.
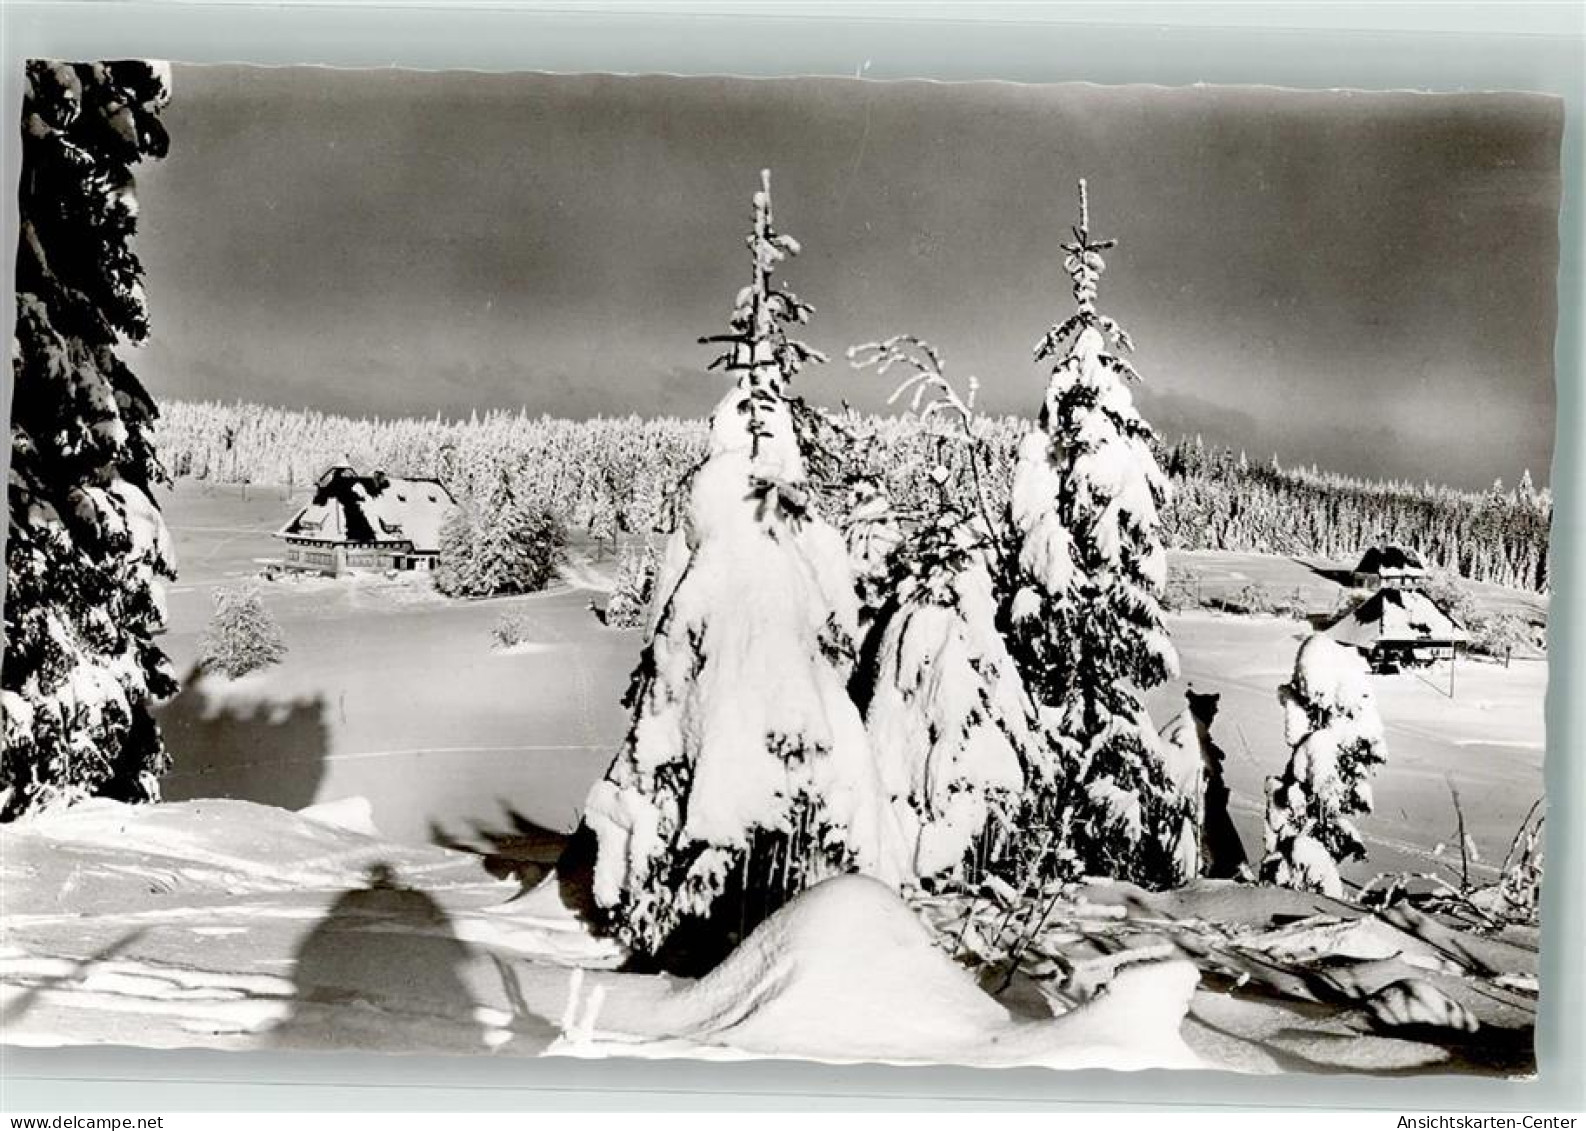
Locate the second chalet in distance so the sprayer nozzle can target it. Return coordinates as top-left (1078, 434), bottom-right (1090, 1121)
top-left (275, 464), bottom-right (457, 576)
top-left (1351, 543), bottom-right (1430, 590)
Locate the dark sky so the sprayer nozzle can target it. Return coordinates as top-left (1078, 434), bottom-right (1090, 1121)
top-left (132, 65), bottom-right (1563, 489)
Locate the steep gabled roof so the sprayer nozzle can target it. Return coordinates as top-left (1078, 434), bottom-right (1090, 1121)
top-left (275, 467), bottom-right (457, 553)
top-left (1354, 544), bottom-right (1427, 576)
top-left (1326, 587), bottom-right (1467, 648)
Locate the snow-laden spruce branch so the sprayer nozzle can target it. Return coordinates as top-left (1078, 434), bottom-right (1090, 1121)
top-left (848, 335), bottom-right (980, 426)
top-left (4, 61), bottom-right (178, 820)
top-left (845, 334), bottom-right (1002, 547)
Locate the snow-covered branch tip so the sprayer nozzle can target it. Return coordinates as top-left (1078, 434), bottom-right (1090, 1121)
top-left (848, 335), bottom-right (979, 428)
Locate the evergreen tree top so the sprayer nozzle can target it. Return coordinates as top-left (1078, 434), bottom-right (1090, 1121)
top-left (1034, 178), bottom-right (1137, 370)
top-left (1060, 178), bottom-right (1116, 314)
top-left (700, 169), bottom-right (826, 393)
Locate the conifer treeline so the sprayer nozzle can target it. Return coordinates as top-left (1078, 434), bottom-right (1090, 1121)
top-left (153, 399), bottom-right (1552, 593)
top-left (1159, 439), bottom-right (1552, 593)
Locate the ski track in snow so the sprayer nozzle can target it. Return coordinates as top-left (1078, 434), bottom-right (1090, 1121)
top-left (320, 744), bottom-right (608, 762)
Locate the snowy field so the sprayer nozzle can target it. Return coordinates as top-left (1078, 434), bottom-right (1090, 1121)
top-left (0, 480), bottom-right (1544, 1072)
top-left (153, 481), bottom-right (637, 854)
top-left (150, 482), bottom-right (1547, 885)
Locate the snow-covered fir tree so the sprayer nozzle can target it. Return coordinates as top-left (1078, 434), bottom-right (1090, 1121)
top-left (433, 470), bottom-right (565, 598)
top-left (432, 507), bottom-right (483, 595)
top-left (197, 585), bottom-right (287, 679)
top-left (1516, 468), bottom-right (1537, 505)
top-left (599, 539), bottom-right (661, 630)
top-left (848, 337), bottom-right (1058, 887)
top-left (1260, 635), bottom-right (1388, 898)
top-left (1002, 180), bottom-right (1188, 888)
top-left (582, 171), bottom-right (907, 961)
top-left (4, 61), bottom-right (177, 820)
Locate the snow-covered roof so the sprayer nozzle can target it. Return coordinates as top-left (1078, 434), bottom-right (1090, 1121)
top-left (275, 467), bottom-right (456, 553)
top-left (1325, 587), bottom-right (1468, 648)
top-left (1353, 545), bottom-right (1427, 576)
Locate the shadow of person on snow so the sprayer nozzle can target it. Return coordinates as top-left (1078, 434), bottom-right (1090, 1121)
top-left (156, 663), bottom-right (331, 811)
top-left (270, 861), bottom-right (486, 1053)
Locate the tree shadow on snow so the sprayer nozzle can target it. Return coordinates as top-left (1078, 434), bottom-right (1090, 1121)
top-left (1259, 1022), bottom-right (1534, 1078)
top-left (270, 861), bottom-right (506, 1053)
top-left (156, 663), bottom-right (331, 811)
top-left (428, 802), bottom-right (578, 897)
top-left (425, 806), bottom-right (608, 953)
top-left (1295, 557), bottom-right (1359, 589)
top-left (0, 929), bottom-right (149, 1027)
top-left (434, 809), bottom-right (807, 978)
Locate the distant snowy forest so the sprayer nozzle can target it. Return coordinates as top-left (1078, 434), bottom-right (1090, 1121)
top-left (155, 399), bottom-right (1552, 593)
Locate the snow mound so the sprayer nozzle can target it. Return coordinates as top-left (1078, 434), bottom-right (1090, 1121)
top-left (593, 875), bottom-right (1205, 1070)
top-left (297, 796), bottom-right (379, 837)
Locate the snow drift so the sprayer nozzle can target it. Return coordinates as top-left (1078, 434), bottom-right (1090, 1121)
top-left (567, 874), bottom-right (1206, 1070)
